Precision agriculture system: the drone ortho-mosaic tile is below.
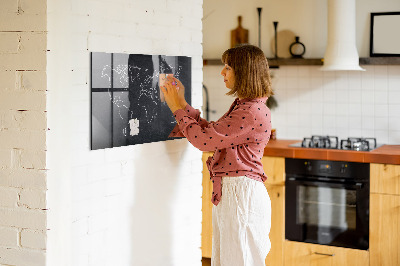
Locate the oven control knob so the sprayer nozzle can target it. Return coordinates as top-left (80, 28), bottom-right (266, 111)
top-left (340, 164), bottom-right (347, 174)
top-left (304, 161), bottom-right (312, 171)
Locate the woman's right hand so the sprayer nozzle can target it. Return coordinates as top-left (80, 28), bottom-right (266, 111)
top-left (168, 76), bottom-right (187, 108)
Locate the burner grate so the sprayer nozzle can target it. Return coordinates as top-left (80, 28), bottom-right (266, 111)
top-left (340, 137), bottom-right (377, 151)
top-left (301, 135), bottom-right (339, 149)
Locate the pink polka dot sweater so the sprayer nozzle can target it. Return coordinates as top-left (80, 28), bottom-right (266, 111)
top-left (169, 97), bottom-right (272, 206)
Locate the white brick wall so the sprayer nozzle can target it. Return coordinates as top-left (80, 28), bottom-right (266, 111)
top-left (0, 0), bottom-right (48, 265)
top-left (47, 1), bottom-right (203, 266)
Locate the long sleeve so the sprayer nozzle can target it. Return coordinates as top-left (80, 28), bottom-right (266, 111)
top-left (172, 105), bottom-right (257, 152)
top-left (168, 104), bottom-right (210, 138)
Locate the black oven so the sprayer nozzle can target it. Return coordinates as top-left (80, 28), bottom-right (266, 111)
top-left (285, 158), bottom-right (369, 250)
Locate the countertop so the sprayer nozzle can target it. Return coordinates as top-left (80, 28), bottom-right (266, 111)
top-left (263, 139), bottom-right (400, 165)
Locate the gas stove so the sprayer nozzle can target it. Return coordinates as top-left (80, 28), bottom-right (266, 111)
top-left (289, 135), bottom-right (381, 151)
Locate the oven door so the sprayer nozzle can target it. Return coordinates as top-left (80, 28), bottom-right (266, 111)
top-left (285, 177), bottom-right (369, 250)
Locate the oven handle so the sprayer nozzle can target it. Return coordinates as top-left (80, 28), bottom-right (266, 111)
top-left (286, 177), bottom-right (364, 189)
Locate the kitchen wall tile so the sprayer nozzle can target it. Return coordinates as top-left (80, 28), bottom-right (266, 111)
top-left (285, 66), bottom-right (298, 77)
top-left (388, 91), bottom-right (400, 104)
top-left (324, 127), bottom-right (337, 136)
top-left (349, 128), bottom-right (362, 137)
top-left (272, 67), bottom-right (286, 78)
top-left (387, 65), bottom-right (400, 76)
top-left (311, 127), bottom-right (325, 136)
top-left (336, 90), bottom-right (349, 103)
top-left (323, 115), bottom-right (336, 129)
top-left (322, 70), bottom-right (335, 78)
top-left (362, 116), bottom-right (375, 130)
top-left (388, 117), bottom-right (400, 131)
top-left (374, 130), bottom-right (389, 144)
top-left (348, 90), bottom-right (362, 103)
top-left (323, 103), bottom-right (336, 116)
top-left (361, 90), bottom-right (374, 103)
top-left (298, 77), bottom-right (311, 89)
top-left (362, 129), bottom-right (375, 138)
top-left (310, 77), bottom-right (324, 90)
top-left (361, 104), bottom-right (374, 117)
top-left (361, 72), bottom-right (374, 91)
top-left (336, 103), bottom-right (349, 116)
top-left (348, 71), bottom-right (362, 90)
top-left (374, 117), bottom-right (389, 130)
top-left (323, 86), bottom-right (336, 103)
top-left (273, 75), bottom-right (286, 90)
top-left (204, 65), bottom-right (400, 144)
top-left (298, 67), bottom-right (311, 78)
top-left (374, 65), bottom-right (388, 77)
top-left (311, 86), bottom-right (323, 101)
top-left (388, 131), bottom-right (400, 143)
top-left (348, 103), bottom-right (362, 116)
top-left (336, 128), bottom-right (349, 140)
top-left (310, 66), bottom-right (323, 77)
top-left (311, 102), bottom-right (324, 114)
top-left (298, 102), bottom-right (312, 115)
top-left (336, 115), bottom-right (349, 128)
top-left (287, 113), bottom-right (300, 127)
top-left (389, 104), bottom-right (400, 117)
top-left (349, 116), bottom-right (362, 129)
top-left (335, 72), bottom-right (349, 90)
top-left (375, 104), bottom-right (389, 117)
top-left (286, 77), bottom-right (299, 89)
top-left (311, 114), bottom-right (324, 128)
top-left (374, 77), bottom-right (388, 91)
top-left (374, 90), bottom-right (388, 104)
top-left (388, 76), bottom-right (400, 91)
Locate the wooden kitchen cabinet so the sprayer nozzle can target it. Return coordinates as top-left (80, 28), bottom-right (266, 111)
top-left (264, 184), bottom-right (285, 266)
top-left (202, 152), bottom-right (213, 258)
top-left (370, 163), bottom-right (400, 195)
top-left (370, 193), bottom-right (400, 266)
top-left (284, 241), bottom-right (369, 266)
top-left (370, 163), bottom-right (400, 266)
top-left (262, 156), bottom-right (285, 266)
top-left (201, 154), bottom-right (286, 266)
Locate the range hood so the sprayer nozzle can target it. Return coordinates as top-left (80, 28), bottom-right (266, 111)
top-left (320, 0), bottom-right (365, 71)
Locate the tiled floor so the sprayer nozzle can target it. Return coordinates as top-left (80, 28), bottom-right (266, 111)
top-left (202, 257), bottom-right (211, 266)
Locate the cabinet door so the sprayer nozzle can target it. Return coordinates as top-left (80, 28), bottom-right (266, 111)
top-left (261, 156), bottom-right (285, 185)
top-left (370, 163), bottom-right (400, 195)
top-left (284, 241), bottom-right (369, 266)
top-left (264, 184), bottom-right (284, 266)
top-left (370, 193), bottom-right (400, 266)
top-left (202, 152), bottom-right (213, 258)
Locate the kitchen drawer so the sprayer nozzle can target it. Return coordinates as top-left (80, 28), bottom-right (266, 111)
top-left (284, 241), bottom-right (369, 266)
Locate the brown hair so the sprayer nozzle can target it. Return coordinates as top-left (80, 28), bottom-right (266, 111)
top-left (221, 44), bottom-right (273, 99)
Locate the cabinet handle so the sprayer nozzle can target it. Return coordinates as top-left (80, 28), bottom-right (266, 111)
top-left (314, 252), bottom-right (335, 257)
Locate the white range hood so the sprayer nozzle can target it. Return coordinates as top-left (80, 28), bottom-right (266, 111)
top-left (320, 0), bottom-right (365, 71)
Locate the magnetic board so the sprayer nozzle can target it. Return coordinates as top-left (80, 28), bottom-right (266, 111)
top-left (90, 52), bottom-right (191, 150)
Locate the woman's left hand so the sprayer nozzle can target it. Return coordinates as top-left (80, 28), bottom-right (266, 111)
top-left (161, 76), bottom-right (184, 113)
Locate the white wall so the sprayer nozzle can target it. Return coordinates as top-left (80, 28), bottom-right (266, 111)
top-left (203, 0), bottom-right (400, 58)
top-left (0, 0), bottom-right (48, 265)
top-left (47, 0), bottom-right (203, 266)
top-left (203, 0), bottom-right (400, 145)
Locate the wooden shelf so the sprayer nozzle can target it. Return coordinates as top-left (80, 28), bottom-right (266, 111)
top-left (203, 57), bottom-right (400, 67)
top-left (359, 57), bottom-right (400, 65)
top-left (203, 58), bottom-right (323, 67)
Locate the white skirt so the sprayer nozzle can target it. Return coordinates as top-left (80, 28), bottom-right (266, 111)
top-left (212, 176), bottom-right (271, 266)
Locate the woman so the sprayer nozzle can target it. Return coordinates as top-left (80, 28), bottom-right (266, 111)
top-left (162, 44), bottom-right (273, 266)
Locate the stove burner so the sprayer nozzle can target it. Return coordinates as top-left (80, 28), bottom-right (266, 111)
top-left (295, 136), bottom-right (378, 151)
top-left (340, 137), bottom-right (377, 151)
top-left (301, 135), bottom-right (339, 149)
